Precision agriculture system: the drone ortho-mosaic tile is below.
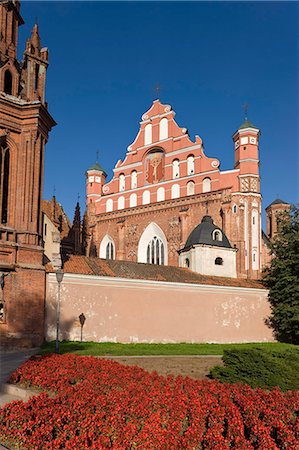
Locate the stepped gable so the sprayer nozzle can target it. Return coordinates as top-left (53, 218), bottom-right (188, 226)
top-left (48, 255), bottom-right (265, 289)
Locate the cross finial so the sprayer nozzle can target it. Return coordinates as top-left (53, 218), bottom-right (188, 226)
top-left (155, 83), bottom-right (161, 99)
top-left (77, 192), bottom-right (80, 202)
top-left (243, 102), bottom-right (249, 121)
top-left (53, 185), bottom-right (56, 198)
top-left (96, 149), bottom-right (99, 163)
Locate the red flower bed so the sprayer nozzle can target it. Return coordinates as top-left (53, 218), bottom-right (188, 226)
top-left (0, 354), bottom-right (298, 449)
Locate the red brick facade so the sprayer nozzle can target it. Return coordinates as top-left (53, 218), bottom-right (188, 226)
top-left (86, 100), bottom-right (265, 279)
top-left (0, 1), bottom-right (55, 346)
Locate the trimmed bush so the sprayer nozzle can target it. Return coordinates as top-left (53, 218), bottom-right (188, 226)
top-left (210, 348), bottom-right (299, 391)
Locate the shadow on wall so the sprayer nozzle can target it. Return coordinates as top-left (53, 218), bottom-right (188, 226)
top-left (45, 301), bottom-right (84, 342)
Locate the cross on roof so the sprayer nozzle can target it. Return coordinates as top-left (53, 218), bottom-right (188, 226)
top-left (155, 83), bottom-right (161, 98)
top-left (243, 102), bottom-right (249, 121)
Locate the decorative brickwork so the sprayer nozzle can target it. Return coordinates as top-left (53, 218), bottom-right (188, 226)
top-left (86, 100), bottom-right (266, 279)
top-left (0, 1), bottom-right (55, 346)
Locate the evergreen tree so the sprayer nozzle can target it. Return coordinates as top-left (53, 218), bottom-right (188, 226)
top-left (264, 205), bottom-right (299, 344)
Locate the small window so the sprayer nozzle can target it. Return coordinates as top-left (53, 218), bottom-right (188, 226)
top-left (157, 187), bottom-right (165, 202)
top-left (187, 180), bottom-right (195, 196)
top-left (253, 253), bottom-right (256, 262)
top-left (172, 159), bottom-right (180, 179)
top-left (142, 190), bottom-right (150, 205)
top-left (202, 177), bottom-right (211, 193)
top-left (118, 196), bottom-right (125, 210)
top-left (4, 70), bottom-right (12, 95)
top-left (130, 193), bottom-right (137, 207)
top-left (119, 174), bottom-right (125, 192)
top-left (131, 170), bottom-right (137, 189)
top-left (185, 258), bottom-right (190, 268)
top-left (253, 216), bottom-right (255, 225)
top-left (215, 257), bottom-right (223, 265)
top-left (44, 223), bottom-right (47, 236)
top-left (144, 123), bottom-right (152, 145)
top-left (187, 155), bottom-right (195, 175)
top-left (212, 230), bottom-right (222, 241)
top-left (171, 184), bottom-right (180, 199)
top-left (106, 198), bottom-right (113, 212)
top-left (159, 118), bottom-right (168, 140)
top-left (233, 205), bottom-right (237, 213)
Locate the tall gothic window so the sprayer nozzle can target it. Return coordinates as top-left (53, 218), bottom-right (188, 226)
top-left (146, 236), bottom-right (165, 265)
top-left (0, 139), bottom-right (10, 224)
top-left (106, 241), bottom-right (114, 260)
top-left (100, 235), bottom-right (115, 260)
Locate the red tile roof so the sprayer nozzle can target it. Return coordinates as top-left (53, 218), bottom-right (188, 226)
top-left (46, 255), bottom-right (266, 289)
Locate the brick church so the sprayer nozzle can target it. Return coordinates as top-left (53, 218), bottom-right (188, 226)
top-left (0, 1), bottom-right (55, 345)
top-left (84, 99), bottom-right (284, 280)
top-left (0, 1), bottom-right (290, 346)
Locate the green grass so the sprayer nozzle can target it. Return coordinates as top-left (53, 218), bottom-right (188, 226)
top-left (209, 347), bottom-right (299, 391)
top-left (39, 341), bottom-right (297, 356)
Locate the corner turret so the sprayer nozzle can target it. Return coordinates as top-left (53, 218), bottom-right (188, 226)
top-left (86, 162), bottom-right (107, 207)
top-left (233, 119), bottom-right (260, 194)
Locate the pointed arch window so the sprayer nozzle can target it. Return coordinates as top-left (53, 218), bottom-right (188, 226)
top-left (4, 70), bottom-right (12, 95)
top-left (100, 235), bottom-right (115, 260)
top-left (146, 236), bottom-right (165, 265)
top-left (138, 222), bottom-right (168, 265)
top-left (0, 139), bottom-right (10, 224)
top-left (106, 241), bottom-right (114, 259)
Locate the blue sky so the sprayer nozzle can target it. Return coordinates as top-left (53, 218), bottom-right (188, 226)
top-left (18, 1), bottom-right (298, 226)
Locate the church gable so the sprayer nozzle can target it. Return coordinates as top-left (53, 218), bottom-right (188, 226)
top-left (89, 99), bottom-right (223, 214)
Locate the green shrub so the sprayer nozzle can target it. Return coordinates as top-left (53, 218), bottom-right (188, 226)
top-left (209, 348), bottom-right (299, 391)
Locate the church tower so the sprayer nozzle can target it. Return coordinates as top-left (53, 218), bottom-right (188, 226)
top-left (0, 1), bottom-right (56, 346)
top-left (232, 119), bottom-right (261, 279)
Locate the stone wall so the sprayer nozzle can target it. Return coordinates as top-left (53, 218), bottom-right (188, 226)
top-left (46, 273), bottom-right (274, 344)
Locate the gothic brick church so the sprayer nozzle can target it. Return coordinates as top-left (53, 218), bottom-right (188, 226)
top-left (84, 99), bottom-right (281, 280)
top-left (0, 1), bottom-right (289, 346)
top-left (0, 1), bottom-right (55, 345)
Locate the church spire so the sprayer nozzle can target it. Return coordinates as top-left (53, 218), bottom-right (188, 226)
top-left (0, 0), bottom-right (24, 62)
top-left (21, 21), bottom-right (49, 103)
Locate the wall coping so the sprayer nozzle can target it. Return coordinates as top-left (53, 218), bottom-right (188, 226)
top-left (47, 272), bottom-right (268, 295)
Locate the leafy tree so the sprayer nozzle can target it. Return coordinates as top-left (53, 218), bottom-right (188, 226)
top-left (264, 205), bottom-right (299, 344)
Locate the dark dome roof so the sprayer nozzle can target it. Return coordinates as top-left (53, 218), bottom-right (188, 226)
top-left (182, 216), bottom-right (232, 250)
top-left (238, 119), bottom-right (259, 130)
top-left (267, 198), bottom-right (289, 207)
top-left (87, 162), bottom-right (107, 176)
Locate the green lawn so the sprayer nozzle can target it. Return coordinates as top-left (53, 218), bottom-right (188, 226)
top-left (39, 341), bottom-right (297, 356)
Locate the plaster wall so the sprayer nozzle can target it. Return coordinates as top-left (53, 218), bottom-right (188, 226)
top-left (179, 246), bottom-right (237, 278)
top-left (45, 273), bottom-right (274, 344)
